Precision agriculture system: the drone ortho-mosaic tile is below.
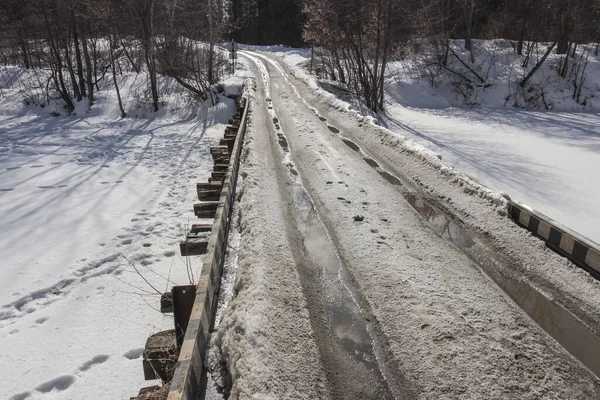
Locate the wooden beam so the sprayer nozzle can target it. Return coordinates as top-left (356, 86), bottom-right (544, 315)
top-left (213, 163), bottom-right (229, 172)
top-left (190, 223), bottom-right (213, 233)
top-left (180, 238), bottom-right (209, 256)
top-left (197, 181), bottom-right (222, 201)
top-left (219, 138), bottom-right (235, 152)
top-left (210, 146), bottom-right (229, 157)
top-left (197, 181), bottom-right (222, 190)
top-left (211, 171), bottom-right (226, 181)
top-left (197, 190), bottom-right (221, 201)
top-left (193, 201), bottom-right (219, 218)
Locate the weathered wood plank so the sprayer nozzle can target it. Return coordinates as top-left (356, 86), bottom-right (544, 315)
top-left (210, 146), bottom-right (229, 157)
top-left (193, 201), bottom-right (219, 218)
top-left (219, 138), bottom-right (235, 152)
top-left (196, 181), bottom-right (222, 191)
top-left (179, 238), bottom-right (209, 256)
top-left (197, 189), bottom-right (221, 201)
top-left (190, 223), bottom-right (213, 233)
top-left (212, 164), bottom-right (229, 172)
top-left (211, 171), bottom-right (226, 181)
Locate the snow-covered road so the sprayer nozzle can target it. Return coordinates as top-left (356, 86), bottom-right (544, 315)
top-left (210, 52), bottom-right (600, 399)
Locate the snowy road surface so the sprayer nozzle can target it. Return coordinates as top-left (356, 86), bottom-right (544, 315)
top-left (208, 52), bottom-right (600, 399)
top-left (0, 93), bottom-right (237, 399)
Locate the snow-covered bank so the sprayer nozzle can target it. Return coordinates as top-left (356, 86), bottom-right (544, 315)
top-left (257, 44), bottom-right (600, 245)
top-left (0, 65), bottom-right (247, 399)
top-left (379, 105), bottom-right (600, 245)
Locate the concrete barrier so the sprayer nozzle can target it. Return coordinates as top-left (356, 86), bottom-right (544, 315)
top-left (166, 96), bottom-right (249, 400)
top-left (508, 199), bottom-right (600, 278)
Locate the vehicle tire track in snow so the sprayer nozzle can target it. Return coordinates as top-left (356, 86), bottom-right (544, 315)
top-left (236, 52), bottom-right (410, 399)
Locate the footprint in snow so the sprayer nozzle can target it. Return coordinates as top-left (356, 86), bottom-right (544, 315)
top-left (35, 317), bottom-right (48, 325)
top-left (0, 188), bottom-right (14, 192)
top-left (35, 375), bottom-right (76, 393)
top-left (6, 166), bottom-right (21, 170)
top-left (78, 355), bottom-right (109, 372)
top-left (9, 391), bottom-right (31, 400)
top-left (123, 348), bottom-right (144, 360)
top-left (29, 164), bottom-right (44, 168)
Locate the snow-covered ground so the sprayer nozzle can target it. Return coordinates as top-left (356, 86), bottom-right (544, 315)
top-left (263, 44), bottom-right (600, 244)
top-left (0, 67), bottom-right (246, 399)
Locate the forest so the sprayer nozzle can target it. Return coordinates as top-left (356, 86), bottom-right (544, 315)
top-left (1, 0), bottom-right (599, 113)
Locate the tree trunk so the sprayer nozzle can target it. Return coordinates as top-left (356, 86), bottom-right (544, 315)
top-left (64, 39), bottom-right (82, 101)
top-left (516, 23), bottom-right (526, 56)
top-left (520, 42), bottom-right (557, 87)
top-left (464, 0), bottom-right (475, 62)
top-left (145, 0), bottom-right (159, 112)
top-left (208, 0), bottom-right (215, 84)
top-left (92, 39), bottom-right (100, 91)
top-left (442, 39), bottom-right (450, 66)
top-left (73, 23), bottom-right (87, 98)
top-left (110, 35), bottom-right (126, 118)
top-left (147, 49), bottom-right (159, 112)
top-left (557, 16), bottom-right (569, 54)
top-left (82, 36), bottom-right (94, 106)
top-left (18, 32), bottom-right (31, 69)
top-left (560, 43), bottom-right (571, 78)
